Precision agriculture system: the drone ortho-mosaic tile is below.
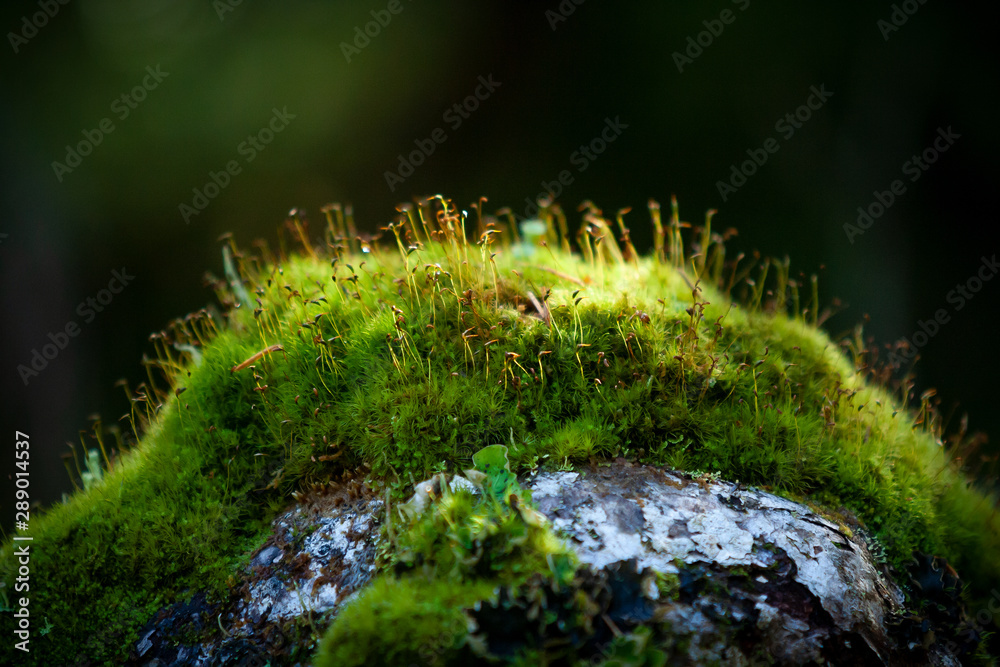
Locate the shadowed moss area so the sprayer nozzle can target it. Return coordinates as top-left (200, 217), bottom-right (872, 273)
top-left (1, 197), bottom-right (998, 665)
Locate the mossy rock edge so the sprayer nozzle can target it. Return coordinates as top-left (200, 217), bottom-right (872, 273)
top-left (2, 197), bottom-right (997, 665)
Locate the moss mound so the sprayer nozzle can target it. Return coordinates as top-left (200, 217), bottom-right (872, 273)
top-left (2, 196), bottom-right (998, 665)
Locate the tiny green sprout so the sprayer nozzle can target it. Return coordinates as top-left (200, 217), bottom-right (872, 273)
top-left (472, 444), bottom-right (510, 473)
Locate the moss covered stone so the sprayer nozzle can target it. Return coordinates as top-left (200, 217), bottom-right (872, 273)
top-left (1, 196), bottom-right (997, 665)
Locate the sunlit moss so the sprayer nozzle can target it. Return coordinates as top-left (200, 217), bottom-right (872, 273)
top-left (1, 196), bottom-right (997, 665)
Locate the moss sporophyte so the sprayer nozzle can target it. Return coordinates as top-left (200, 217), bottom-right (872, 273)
top-left (1, 194), bottom-right (998, 665)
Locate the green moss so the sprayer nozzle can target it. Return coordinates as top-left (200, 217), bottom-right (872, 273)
top-left (316, 446), bottom-right (577, 665)
top-left (389, 446), bottom-right (576, 585)
top-left (654, 571), bottom-right (681, 602)
top-left (313, 576), bottom-right (492, 667)
top-left (1, 197), bottom-right (997, 664)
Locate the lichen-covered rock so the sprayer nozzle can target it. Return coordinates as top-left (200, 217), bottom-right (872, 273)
top-left (237, 495), bottom-right (381, 625)
top-left (526, 462), bottom-right (924, 664)
top-left (3, 196), bottom-right (996, 665)
top-left (130, 462), bottom-right (974, 666)
top-left (128, 482), bottom-right (382, 666)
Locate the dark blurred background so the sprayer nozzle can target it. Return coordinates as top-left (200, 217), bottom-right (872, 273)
top-left (2, 1), bottom-right (998, 533)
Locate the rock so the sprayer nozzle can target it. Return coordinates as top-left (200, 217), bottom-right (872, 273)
top-left (127, 483), bottom-right (382, 666)
top-left (129, 464), bottom-right (968, 665)
top-left (250, 545), bottom-right (283, 570)
top-left (525, 463), bottom-right (905, 664)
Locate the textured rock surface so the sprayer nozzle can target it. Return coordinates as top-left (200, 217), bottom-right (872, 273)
top-left (526, 462), bottom-right (908, 664)
top-left (129, 463), bottom-right (966, 665)
top-left (237, 496), bottom-right (382, 625)
top-left (128, 484), bottom-right (382, 666)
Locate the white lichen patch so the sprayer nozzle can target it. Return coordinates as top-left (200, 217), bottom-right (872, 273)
top-left (225, 493), bottom-right (383, 636)
top-left (529, 470), bottom-right (579, 498)
top-left (129, 490), bottom-right (385, 666)
top-left (527, 463), bottom-right (907, 662)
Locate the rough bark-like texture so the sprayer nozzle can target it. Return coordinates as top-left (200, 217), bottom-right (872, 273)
top-left (128, 464), bottom-right (964, 666)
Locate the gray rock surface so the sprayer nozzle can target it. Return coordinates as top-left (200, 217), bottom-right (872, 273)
top-left (128, 482), bottom-right (383, 666)
top-left (236, 495), bottom-right (382, 625)
top-left (128, 463), bottom-right (964, 665)
top-left (525, 463), bottom-right (908, 664)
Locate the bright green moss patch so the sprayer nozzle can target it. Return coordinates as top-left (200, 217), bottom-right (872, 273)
top-left (314, 576), bottom-right (492, 667)
top-left (396, 486), bottom-right (538, 577)
top-left (388, 447), bottom-right (576, 585)
top-left (316, 445), bottom-right (577, 666)
top-left (2, 196), bottom-right (998, 664)
top-left (316, 452), bottom-right (665, 666)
